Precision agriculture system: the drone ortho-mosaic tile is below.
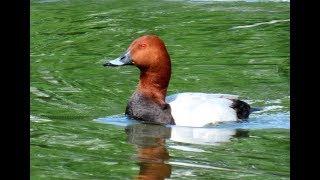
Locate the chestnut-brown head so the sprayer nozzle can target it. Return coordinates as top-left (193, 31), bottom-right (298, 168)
top-left (128, 35), bottom-right (170, 71)
top-left (103, 35), bottom-right (171, 71)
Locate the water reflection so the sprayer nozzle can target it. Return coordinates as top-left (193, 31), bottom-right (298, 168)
top-left (170, 126), bottom-right (249, 146)
top-left (125, 123), bottom-right (249, 179)
top-left (125, 124), bottom-right (172, 179)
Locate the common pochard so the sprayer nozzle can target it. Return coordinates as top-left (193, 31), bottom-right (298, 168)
top-left (103, 35), bottom-right (252, 127)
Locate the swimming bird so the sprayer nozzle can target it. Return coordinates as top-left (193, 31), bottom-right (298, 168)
top-left (103, 35), bottom-right (252, 127)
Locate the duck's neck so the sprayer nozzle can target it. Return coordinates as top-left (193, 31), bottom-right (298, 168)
top-left (137, 63), bottom-right (171, 105)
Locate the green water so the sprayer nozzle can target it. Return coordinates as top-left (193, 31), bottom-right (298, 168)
top-left (31, 0), bottom-right (290, 179)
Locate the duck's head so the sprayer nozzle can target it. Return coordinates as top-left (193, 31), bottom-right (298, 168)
top-left (103, 35), bottom-right (171, 72)
top-left (104, 35), bottom-right (172, 107)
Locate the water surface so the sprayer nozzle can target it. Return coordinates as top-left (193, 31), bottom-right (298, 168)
top-left (31, 0), bottom-right (290, 179)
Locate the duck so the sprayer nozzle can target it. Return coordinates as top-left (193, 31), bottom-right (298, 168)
top-left (103, 35), bottom-right (252, 127)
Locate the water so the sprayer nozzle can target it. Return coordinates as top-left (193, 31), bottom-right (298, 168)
top-left (31, 0), bottom-right (290, 179)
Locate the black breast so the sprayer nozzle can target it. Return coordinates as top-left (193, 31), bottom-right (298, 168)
top-left (125, 92), bottom-right (175, 125)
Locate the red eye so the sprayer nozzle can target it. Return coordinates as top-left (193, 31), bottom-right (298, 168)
top-left (140, 43), bottom-right (146, 48)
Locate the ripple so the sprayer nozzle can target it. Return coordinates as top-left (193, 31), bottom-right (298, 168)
top-left (170, 145), bottom-right (206, 152)
top-left (169, 161), bottom-right (235, 171)
top-left (230, 19), bottom-right (290, 30)
top-left (30, 115), bottom-right (52, 122)
top-left (30, 87), bottom-right (51, 98)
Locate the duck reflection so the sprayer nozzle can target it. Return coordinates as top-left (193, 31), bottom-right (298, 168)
top-left (125, 123), bottom-right (249, 179)
top-left (125, 124), bottom-right (172, 180)
top-left (170, 126), bottom-right (249, 145)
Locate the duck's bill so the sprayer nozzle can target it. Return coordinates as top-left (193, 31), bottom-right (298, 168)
top-left (103, 51), bottom-right (133, 66)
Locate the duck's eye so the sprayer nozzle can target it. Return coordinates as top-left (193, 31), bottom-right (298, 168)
top-left (139, 43), bottom-right (147, 48)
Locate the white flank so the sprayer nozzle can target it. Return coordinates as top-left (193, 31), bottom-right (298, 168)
top-left (167, 93), bottom-right (238, 127)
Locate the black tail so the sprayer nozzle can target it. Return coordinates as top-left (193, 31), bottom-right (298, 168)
top-left (230, 100), bottom-right (251, 119)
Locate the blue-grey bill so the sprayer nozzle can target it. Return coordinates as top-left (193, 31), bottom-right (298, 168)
top-left (103, 51), bottom-right (132, 66)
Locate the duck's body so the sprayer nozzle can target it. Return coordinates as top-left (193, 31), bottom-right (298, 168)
top-left (104, 35), bottom-right (251, 127)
